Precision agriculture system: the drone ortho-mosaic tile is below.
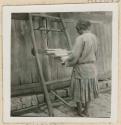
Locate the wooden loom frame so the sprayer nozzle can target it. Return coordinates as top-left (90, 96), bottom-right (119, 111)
top-left (29, 13), bottom-right (72, 116)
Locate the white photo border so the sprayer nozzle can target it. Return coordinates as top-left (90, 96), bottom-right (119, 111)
top-left (3, 3), bottom-right (118, 123)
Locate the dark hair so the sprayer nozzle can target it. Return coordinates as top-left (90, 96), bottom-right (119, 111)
top-left (76, 19), bottom-right (91, 33)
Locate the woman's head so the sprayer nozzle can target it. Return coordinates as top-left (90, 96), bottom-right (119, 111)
top-left (76, 19), bottom-right (91, 35)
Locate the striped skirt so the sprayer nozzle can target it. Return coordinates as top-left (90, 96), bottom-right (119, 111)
top-left (70, 77), bottom-right (99, 104)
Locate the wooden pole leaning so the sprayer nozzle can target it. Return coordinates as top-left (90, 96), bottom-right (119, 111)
top-left (29, 14), bottom-right (54, 117)
top-left (51, 91), bottom-right (73, 108)
top-left (60, 14), bottom-right (72, 49)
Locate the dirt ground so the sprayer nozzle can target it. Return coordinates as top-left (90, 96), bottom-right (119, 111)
top-left (22, 91), bottom-right (111, 118)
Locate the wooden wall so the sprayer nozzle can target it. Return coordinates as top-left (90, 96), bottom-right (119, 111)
top-left (11, 12), bottom-right (112, 96)
top-left (63, 12), bottom-right (112, 79)
top-left (91, 22), bottom-right (112, 79)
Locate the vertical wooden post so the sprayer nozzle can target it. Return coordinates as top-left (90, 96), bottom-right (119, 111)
top-left (29, 14), bottom-right (54, 116)
top-left (43, 18), bottom-right (51, 81)
top-left (59, 14), bottom-right (73, 97)
top-left (60, 14), bottom-right (72, 49)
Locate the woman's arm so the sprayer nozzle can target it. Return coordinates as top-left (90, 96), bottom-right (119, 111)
top-left (65, 37), bottom-right (84, 67)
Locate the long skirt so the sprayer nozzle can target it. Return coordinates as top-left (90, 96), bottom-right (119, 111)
top-left (70, 77), bottom-right (99, 105)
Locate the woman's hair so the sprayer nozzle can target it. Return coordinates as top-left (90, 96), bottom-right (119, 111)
top-left (76, 19), bottom-right (91, 33)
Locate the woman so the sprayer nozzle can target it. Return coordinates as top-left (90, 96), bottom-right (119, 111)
top-left (64, 19), bottom-right (99, 117)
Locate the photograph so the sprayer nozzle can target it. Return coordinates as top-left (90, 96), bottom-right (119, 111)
top-left (3, 3), bottom-right (118, 123)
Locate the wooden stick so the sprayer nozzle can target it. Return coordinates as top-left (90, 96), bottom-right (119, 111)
top-left (46, 78), bottom-right (70, 85)
top-left (59, 14), bottom-right (72, 49)
top-left (34, 28), bottom-right (63, 32)
top-left (32, 13), bottom-right (61, 20)
top-left (31, 14), bottom-right (75, 23)
top-left (51, 90), bottom-right (73, 108)
top-left (29, 14), bottom-right (54, 116)
top-left (43, 17), bottom-right (51, 81)
top-left (11, 78), bottom-right (71, 97)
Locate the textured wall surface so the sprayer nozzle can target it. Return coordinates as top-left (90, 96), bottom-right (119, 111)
top-left (11, 12), bottom-right (112, 96)
top-left (1, 1), bottom-right (120, 125)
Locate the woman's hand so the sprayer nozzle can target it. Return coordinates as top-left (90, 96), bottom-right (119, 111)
top-left (60, 56), bottom-right (69, 65)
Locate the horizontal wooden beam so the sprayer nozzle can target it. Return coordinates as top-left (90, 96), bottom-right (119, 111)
top-left (34, 28), bottom-right (63, 32)
top-left (11, 78), bottom-right (111, 97)
top-left (31, 13), bottom-right (61, 20)
top-left (31, 13), bottom-right (74, 23)
top-left (12, 13), bottom-right (29, 20)
top-left (11, 78), bottom-right (71, 97)
top-left (12, 13), bottom-right (74, 23)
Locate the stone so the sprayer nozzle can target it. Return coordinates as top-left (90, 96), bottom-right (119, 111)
top-left (21, 96), bottom-right (31, 108)
top-left (36, 94), bottom-right (44, 103)
top-left (31, 95), bottom-right (38, 106)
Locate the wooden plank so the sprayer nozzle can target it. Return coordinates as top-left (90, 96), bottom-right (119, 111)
top-left (14, 20), bottom-right (32, 85)
top-left (12, 13), bottom-right (29, 20)
top-left (12, 19), bottom-right (40, 85)
top-left (11, 19), bottom-right (40, 86)
top-left (29, 14), bottom-right (54, 116)
top-left (90, 22), bottom-right (110, 77)
top-left (47, 21), bottom-right (58, 80)
top-left (102, 24), bottom-right (108, 74)
top-left (99, 24), bottom-right (106, 74)
top-left (104, 23), bottom-right (112, 73)
top-left (47, 21), bottom-right (54, 80)
top-left (33, 17), bottom-right (44, 82)
top-left (95, 23), bottom-right (104, 75)
top-left (12, 13), bottom-right (104, 23)
top-left (32, 13), bottom-right (71, 22)
top-left (34, 28), bottom-right (63, 32)
top-left (23, 20), bottom-right (39, 83)
top-left (42, 18), bottom-right (51, 81)
top-left (103, 24), bottom-right (109, 73)
top-left (11, 78), bottom-right (71, 97)
top-left (12, 13), bottom-right (61, 20)
top-left (14, 20), bottom-right (26, 85)
top-left (32, 13), bottom-right (61, 20)
top-left (11, 20), bottom-right (20, 85)
top-left (20, 20), bottom-right (33, 84)
top-left (52, 22), bottom-right (60, 80)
